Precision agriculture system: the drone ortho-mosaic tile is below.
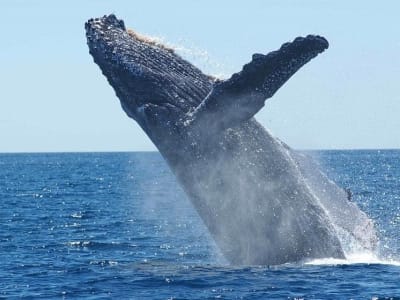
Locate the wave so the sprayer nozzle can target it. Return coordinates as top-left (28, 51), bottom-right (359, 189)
top-left (66, 240), bottom-right (138, 250)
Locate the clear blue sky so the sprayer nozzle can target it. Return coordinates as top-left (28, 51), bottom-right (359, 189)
top-left (1, 0), bottom-right (399, 152)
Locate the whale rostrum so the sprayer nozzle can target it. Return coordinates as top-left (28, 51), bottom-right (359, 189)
top-left (86, 14), bottom-right (377, 265)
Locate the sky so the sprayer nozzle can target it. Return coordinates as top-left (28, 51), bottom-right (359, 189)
top-left (1, 0), bottom-right (399, 152)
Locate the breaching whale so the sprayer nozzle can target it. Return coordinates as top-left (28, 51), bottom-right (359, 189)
top-left (85, 14), bottom-right (377, 265)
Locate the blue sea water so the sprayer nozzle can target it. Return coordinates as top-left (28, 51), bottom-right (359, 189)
top-left (0, 150), bottom-right (399, 299)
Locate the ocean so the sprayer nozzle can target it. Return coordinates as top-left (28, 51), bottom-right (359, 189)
top-left (1, 150), bottom-right (399, 299)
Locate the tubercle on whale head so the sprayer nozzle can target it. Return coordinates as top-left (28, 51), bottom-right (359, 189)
top-left (85, 14), bottom-right (126, 31)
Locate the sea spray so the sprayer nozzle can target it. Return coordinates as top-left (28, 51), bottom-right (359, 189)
top-left (126, 30), bottom-right (232, 79)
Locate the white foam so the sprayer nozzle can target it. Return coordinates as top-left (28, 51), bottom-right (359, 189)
top-left (306, 252), bottom-right (400, 266)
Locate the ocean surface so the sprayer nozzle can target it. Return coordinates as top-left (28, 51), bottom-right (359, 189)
top-left (1, 150), bottom-right (399, 299)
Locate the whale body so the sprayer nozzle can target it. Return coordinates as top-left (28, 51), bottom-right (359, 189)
top-left (85, 14), bottom-right (377, 265)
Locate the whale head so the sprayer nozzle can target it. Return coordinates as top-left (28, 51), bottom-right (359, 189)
top-left (85, 14), bottom-right (212, 125)
top-left (85, 14), bottom-right (157, 119)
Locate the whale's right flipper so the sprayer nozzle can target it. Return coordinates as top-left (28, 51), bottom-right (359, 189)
top-left (187, 35), bottom-right (329, 132)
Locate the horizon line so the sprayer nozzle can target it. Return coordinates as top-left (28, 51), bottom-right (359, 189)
top-left (0, 148), bottom-right (399, 155)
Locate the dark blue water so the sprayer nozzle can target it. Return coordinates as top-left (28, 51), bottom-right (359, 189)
top-left (1, 151), bottom-right (399, 299)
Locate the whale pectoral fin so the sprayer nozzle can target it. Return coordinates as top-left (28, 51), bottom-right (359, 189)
top-left (187, 35), bottom-right (329, 132)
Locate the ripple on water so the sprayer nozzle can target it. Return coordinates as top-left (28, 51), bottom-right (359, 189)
top-left (0, 151), bottom-right (399, 299)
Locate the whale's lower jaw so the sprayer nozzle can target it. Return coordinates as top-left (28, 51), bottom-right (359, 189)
top-left (86, 15), bottom-right (376, 265)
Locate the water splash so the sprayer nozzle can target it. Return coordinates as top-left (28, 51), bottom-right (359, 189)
top-left (306, 252), bottom-right (400, 266)
top-left (296, 150), bottom-right (400, 267)
top-left (168, 41), bottom-right (230, 79)
top-left (133, 32), bottom-right (232, 79)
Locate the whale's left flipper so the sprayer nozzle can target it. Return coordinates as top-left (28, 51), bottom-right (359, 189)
top-left (188, 35), bottom-right (329, 132)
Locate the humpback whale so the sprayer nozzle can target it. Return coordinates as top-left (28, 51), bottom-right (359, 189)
top-left (85, 14), bottom-right (377, 265)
